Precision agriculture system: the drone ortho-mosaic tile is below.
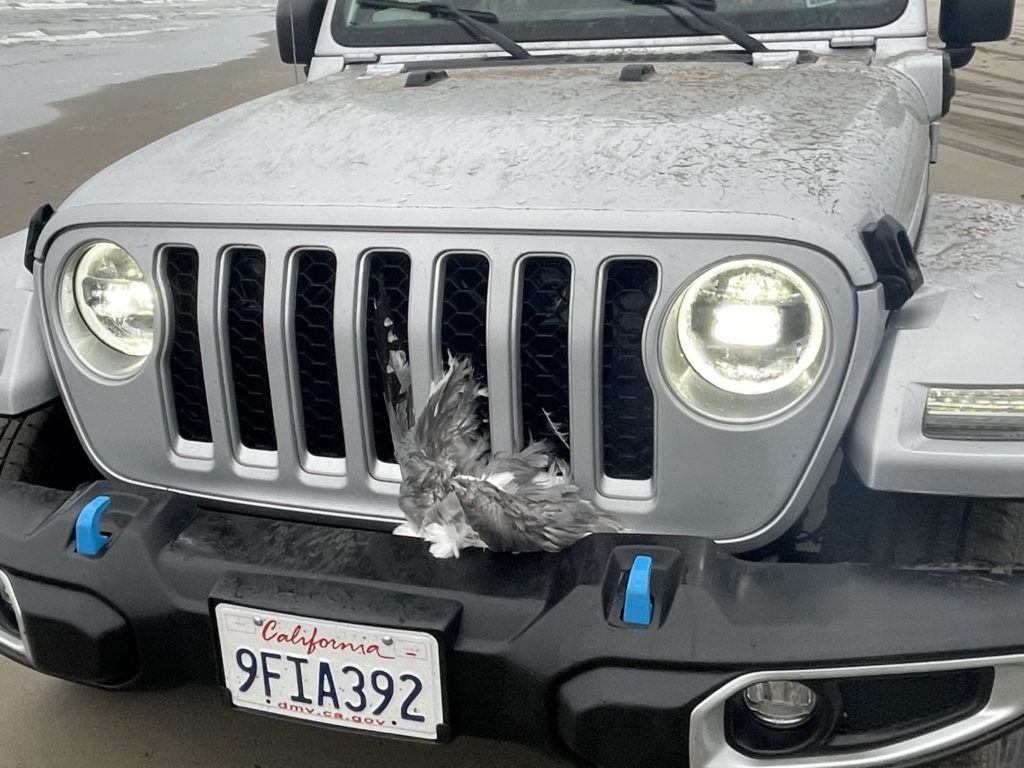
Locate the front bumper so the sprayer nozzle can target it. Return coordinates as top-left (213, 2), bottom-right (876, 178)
top-left (1, 480), bottom-right (1023, 768)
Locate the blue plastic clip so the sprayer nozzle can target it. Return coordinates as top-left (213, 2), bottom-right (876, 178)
top-left (623, 555), bottom-right (654, 626)
top-left (75, 496), bottom-right (112, 557)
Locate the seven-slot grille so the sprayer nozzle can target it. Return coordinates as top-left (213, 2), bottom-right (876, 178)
top-left (165, 246), bottom-right (659, 486)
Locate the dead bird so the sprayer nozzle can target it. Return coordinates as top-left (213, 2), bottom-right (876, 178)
top-left (377, 332), bottom-right (625, 558)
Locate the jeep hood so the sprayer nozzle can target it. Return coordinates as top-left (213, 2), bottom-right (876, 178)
top-left (63, 57), bottom-right (930, 241)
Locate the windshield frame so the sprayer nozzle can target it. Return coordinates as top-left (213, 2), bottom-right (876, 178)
top-left (331, 0), bottom-right (912, 52)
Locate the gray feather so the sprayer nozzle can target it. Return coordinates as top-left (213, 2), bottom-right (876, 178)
top-left (453, 474), bottom-right (624, 554)
top-left (380, 349), bottom-right (625, 558)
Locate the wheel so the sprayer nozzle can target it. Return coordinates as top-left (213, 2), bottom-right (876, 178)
top-left (959, 500), bottom-right (1024, 569)
top-left (0, 402), bottom-right (99, 490)
top-left (818, 460), bottom-right (1024, 570)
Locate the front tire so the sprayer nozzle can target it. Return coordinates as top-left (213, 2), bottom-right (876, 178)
top-left (0, 403), bottom-right (98, 490)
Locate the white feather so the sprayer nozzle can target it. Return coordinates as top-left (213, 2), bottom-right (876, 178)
top-left (392, 521), bottom-right (422, 538)
top-left (542, 409), bottom-right (571, 450)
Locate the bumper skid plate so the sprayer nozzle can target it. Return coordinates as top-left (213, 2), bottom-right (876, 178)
top-left (0, 479), bottom-right (1023, 767)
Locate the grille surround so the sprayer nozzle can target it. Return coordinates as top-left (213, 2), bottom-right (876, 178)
top-left (43, 226), bottom-right (858, 547)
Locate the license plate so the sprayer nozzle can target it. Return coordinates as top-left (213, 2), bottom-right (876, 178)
top-left (215, 604), bottom-right (445, 740)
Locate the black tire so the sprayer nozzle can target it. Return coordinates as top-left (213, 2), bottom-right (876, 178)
top-left (820, 462), bottom-right (1024, 570)
top-left (959, 500), bottom-right (1024, 568)
top-left (0, 403), bottom-right (99, 491)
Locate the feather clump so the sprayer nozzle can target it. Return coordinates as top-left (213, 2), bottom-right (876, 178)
top-left (381, 342), bottom-right (624, 559)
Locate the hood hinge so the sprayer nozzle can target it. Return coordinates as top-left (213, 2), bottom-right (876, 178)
top-left (830, 35), bottom-right (876, 50)
top-left (343, 53), bottom-right (381, 65)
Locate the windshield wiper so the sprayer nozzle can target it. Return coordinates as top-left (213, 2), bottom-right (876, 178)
top-left (627, 0), bottom-right (767, 54)
top-left (356, 0), bottom-right (531, 59)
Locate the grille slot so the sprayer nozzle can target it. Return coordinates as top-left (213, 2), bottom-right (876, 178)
top-left (165, 246), bottom-right (211, 443)
top-left (294, 250), bottom-right (345, 459)
top-left (601, 260), bottom-right (658, 480)
top-left (226, 248), bottom-right (277, 452)
top-left (364, 251), bottom-right (411, 464)
top-left (519, 256), bottom-right (572, 461)
top-left (441, 253), bottom-right (490, 424)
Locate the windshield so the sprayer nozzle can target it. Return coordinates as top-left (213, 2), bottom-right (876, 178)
top-left (333, 0), bottom-right (909, 49)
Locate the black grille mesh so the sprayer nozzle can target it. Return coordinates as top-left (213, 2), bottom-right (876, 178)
top-left (294, 250), bottom-right (345, 458)
top-left (441, 254), bottom-right (489, 425)
top-left (364, 252), bottom-right (411, 464)
top-left (601, 260), bottom-right (658, 480)
top-left (519, 257), bottom-right (571, 461)
top-left (441, 254), bottom-right (489, 375)
top-left (226, 248), bottom-right (277, 451)
top-left (165, 246), bottom-right (211, 443)
top-left (164, 244), bottom-right (657, 482)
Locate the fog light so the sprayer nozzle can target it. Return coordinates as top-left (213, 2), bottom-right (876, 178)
top-left (743, 681), bottom-right (817, 728)
top-left (924, 387), bottom-right (1024, 441)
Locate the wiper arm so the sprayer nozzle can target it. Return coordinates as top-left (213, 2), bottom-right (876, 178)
top-left (356, 0), bottom-right (531, 59)
top-left (629, 0), bottom-right (768, 54)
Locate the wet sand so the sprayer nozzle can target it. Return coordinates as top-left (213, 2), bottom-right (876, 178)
top-left (0, 17), bottom-right (1022, 768)
top-left (929, 1), bottom-right (1024, 204)
top-left (3, 17), bottom-right (1024, 236)
top-left (0, 34), bottom-right (296, 235)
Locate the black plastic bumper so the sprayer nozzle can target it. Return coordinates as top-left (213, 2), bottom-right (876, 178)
top-left (2, 480), bottom-right (1024, 767)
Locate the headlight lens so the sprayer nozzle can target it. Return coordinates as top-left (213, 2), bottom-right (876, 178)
top-left (662, 258), bottom-right (828, 419)
top-left (678, 259), bottom-right (825, 395)
top-left (72, 242), bottom-right (154, 357)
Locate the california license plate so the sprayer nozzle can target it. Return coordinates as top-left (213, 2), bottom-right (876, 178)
top-left (215, 604), bottom-right (445, 740)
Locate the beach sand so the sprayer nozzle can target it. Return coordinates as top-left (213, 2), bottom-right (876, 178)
top-left (0, 34), bottom-right (295, 235)
top-left (2, 15), bottom-right (1023, 236)
top-left (929, 0), bottom-right (1024, 204)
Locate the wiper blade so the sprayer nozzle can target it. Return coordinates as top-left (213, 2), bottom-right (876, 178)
top-left (357, 0), bottom-right (531, 59)
top-left (629, 0), bottom-right (768, 54)
top-left (358, 0), bottom-right (497, 23)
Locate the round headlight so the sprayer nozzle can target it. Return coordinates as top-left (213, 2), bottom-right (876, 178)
top-left (677, 259), bottom-right (825, 396)
top-left (661, 258), bottom-right (828, 420)
top-left (72, 242), bottom-right (154, 357)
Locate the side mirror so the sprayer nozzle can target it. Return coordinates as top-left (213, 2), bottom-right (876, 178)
top-left (939, 0), bottom-right (1016, 68)
top-left (277, 0), bottom-right (329, 67)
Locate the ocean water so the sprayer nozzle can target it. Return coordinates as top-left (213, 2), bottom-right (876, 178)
top-left (0, 0), bottom-right (275, 47)
top-left (0, 0), bottom-right (278, 133)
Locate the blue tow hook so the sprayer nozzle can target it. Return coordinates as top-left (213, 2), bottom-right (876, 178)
top-left (75, 496), bottom-right (112, 557)
top-left (623, 555), bottom-right (654, 626)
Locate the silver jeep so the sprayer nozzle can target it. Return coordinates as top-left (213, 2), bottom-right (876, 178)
top-left (0, 0), bottom-right (1022, 766)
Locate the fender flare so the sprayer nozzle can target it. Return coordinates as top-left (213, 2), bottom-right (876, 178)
top-left (848, 195), bottom-right (1024, 497)
top-left (0, 229), bottom-right (59, 416)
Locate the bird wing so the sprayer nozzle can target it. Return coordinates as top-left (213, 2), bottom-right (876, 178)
top-left (454, 473), bottom-right (624, 553)
top-left (376, 341), bottom-right (627, 557)
top-left (404, 356), bottom-right (489, 473)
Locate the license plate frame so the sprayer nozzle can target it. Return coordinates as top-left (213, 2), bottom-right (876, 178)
top-left (214, 603), bottom-right (448, 741)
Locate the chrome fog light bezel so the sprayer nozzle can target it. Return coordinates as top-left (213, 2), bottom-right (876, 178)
top-left (691, 657), bottom-right (1024, 768)
top-left (58, 240), bottom-right (154, 378)
top-left (0, 569), bottom-right (29, 660)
